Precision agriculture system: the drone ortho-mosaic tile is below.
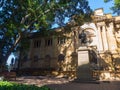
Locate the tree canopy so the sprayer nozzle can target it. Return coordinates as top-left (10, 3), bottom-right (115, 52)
top-left (0, 0), bottom-right (92, 68)
top-left (104, 0), bottom-right (120, 15)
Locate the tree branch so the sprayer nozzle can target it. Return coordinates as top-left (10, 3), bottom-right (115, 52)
top-left (20, 14), bottom-right (31, 24)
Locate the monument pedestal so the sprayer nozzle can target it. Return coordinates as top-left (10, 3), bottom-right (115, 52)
top-left (77, 46), bottom-right (93, 81)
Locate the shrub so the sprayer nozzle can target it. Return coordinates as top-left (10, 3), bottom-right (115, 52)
top-left (0, 81), bottom-right (51, 90)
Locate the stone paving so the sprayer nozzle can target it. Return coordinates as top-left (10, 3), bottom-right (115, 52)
top-left (11, 76), bottom-right (120, 90)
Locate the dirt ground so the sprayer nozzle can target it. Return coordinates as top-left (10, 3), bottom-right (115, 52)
top-left (10, 76), bottom-right (120, 90)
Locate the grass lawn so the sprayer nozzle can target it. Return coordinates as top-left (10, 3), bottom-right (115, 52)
top-left (0, 81), bottom-right (51, 90)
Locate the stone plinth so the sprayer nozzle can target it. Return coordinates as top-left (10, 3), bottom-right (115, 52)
top-left (77, 46), bottom-right (93, 80)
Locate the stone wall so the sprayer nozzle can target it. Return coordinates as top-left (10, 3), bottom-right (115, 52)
top-left (19, 8), bottom-right (120, 80)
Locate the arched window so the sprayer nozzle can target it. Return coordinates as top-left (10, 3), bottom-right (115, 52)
top-left (58, 54), bottom-right (65, 62)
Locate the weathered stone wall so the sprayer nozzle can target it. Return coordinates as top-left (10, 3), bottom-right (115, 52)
top-left (19, 8), bottom-right (120, 80)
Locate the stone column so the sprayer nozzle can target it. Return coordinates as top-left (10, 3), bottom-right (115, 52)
top-left (106, 27), bottom-right (110, 50)
top-left (97, 27), bottom-right (103, 51)
top-left (106, 23), bottom-right (117, 52)
top-left (102, 26), bottom-right (108, 51)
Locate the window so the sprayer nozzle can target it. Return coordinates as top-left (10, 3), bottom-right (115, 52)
top-left (45, 38), bottom-right (52, 46)
top-left (33, 40), bottom-right (41, 48)
top-left (23, 55), bottom-right (28, 61)
top-left (45, 55), bottom-right (51, 61)
top-left (23, 56), bottom-right (27, 60)
top-left (34, 55), bottom-right (39, 61)
top-left (58, 54), bottom-right (65, 61)
top-left (58, 37), bottom-right (66, 44)
top-left (45, 55), bottom-right (51, 67)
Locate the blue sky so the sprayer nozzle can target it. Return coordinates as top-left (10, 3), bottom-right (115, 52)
top-left (89, 0), bottom-right (115, 15)
top-left (7, 0), bottom-right (115, 65)
top-left (7, 53), bottom-right (15, 65)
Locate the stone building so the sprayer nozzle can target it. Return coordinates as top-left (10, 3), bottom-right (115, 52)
top-left (18, 8), bottom-right (120, 80)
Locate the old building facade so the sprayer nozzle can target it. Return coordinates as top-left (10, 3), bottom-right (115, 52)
top-left (19, 8), bottom-right (120, 79)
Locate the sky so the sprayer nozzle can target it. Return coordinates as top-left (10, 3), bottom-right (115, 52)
top-left (7, 0), bottom-right (115, 65)
top-left (89, 0), bottom-right (115, 15)
top-left (7, 53), bottom-right (15, 65)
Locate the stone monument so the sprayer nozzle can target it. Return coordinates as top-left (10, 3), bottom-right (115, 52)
top-left (77, 30), bottom-right (93, 81)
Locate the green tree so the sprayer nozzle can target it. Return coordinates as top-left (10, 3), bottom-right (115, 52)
top-left (0, 0), bottom-right (92, 69)
top-left (104, 0), bottom-right (120, 15)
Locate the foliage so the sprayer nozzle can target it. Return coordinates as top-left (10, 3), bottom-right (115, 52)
top-left (0, 0), bottom-right (92, 67)
top-left (0, 81), bottom-right (51, 90)
top-left (104, 0), bottom-right (120, 15)
top-left (104, 0), bottom-right (112, 2)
